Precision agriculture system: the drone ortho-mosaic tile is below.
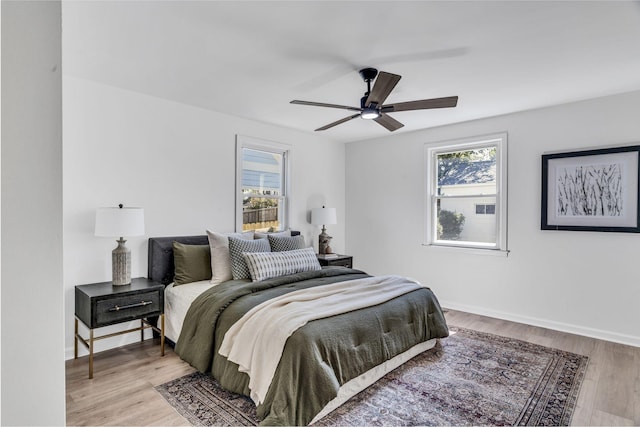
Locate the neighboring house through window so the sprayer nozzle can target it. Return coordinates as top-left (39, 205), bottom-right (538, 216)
top-left (425, 133), bottom-right (508, 252)
top-left (236, 135), bottom-right (291, 232)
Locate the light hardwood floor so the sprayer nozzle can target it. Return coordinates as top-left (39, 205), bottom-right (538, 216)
top-left (66, 310), bottom-right (640, 426)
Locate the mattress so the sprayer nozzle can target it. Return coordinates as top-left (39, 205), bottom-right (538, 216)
top-left (163, 280), bottom-right (216, 343)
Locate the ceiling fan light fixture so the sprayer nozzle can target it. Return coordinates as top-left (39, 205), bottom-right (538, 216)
top-left (360, 106), bottom-right (380, 120)
top-left (361, 111), bottom-right (379, 120)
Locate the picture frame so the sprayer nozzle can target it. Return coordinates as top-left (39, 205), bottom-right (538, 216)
top-left (541, 145), bottom-right (640, 232)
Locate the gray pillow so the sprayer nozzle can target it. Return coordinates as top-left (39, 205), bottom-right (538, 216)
top-left (268, 234), bottom-right (306, 252)
top-left (228, 236), bottom-right (271, 280)
top-left (254, 229), bottom-right (291, 239)
top-left (172, 242), bottom-right (212, 286)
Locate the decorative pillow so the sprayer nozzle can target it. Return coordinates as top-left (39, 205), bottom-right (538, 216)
top-left (254, 229), bottom-right (291, 240)
top-left (172, 242), bottom-right (212, 286)
top-left (268, 234), bottom-right (306, 252)
top-left (228, 236), bottom-right (271, 280)
top-left (206, 230), bottom-right (254, 284)
top-left (243, 247), bottom-right (321, 282)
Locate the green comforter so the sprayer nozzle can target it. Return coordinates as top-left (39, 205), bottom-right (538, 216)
top-left (175, 267), bottom-right (449, 425)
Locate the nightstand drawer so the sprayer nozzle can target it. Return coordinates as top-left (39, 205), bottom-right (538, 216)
top-left (328, 258), bottom-right (352, 268)
top-left (75, 278), bottom-right (165, 328)
top-left (317, 254), bottom-right (353, 268)
top-left (95, 291), bottom-right (161, 326)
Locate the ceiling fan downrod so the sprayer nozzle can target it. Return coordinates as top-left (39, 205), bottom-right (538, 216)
top-left (359, 68), bottom-right (380, 119)
top-left (359, 67), bottom-right (378, 94)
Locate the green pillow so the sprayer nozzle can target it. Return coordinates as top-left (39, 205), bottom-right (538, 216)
top-left (173, 242), bottom-right (212, 286)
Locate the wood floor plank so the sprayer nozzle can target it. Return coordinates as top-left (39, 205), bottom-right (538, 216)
top-left (65, 310), bottom-right (640, 426)
top-left (591, 341), bottom-right (638, 421)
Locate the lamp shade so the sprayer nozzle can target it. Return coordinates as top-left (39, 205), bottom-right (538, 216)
top-left (95, 207), bottom-right (145, 237)
top-left (311, 207), bottom-right (337, 226)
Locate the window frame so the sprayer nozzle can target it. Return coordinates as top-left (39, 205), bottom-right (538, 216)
top-left (424, 132), bottom-right (508, 252)
top-left (235, 135), bottom-right (291, 232)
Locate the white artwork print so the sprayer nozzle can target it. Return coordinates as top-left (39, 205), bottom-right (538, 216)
top-left (546, 149), bottom-right (638, 229)
top-left (556, 163), bottom-right (623, 217)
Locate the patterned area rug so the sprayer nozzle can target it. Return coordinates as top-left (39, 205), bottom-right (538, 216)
top-left (156, 328), bottom-right (588, 426)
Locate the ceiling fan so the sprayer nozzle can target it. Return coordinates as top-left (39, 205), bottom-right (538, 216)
top-left (290, 67), bottom-right (458, 132)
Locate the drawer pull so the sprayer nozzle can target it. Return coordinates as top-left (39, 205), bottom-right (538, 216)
top-left (109, 300), bottom-right (153, 312)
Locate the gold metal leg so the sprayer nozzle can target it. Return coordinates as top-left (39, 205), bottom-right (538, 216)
top-left (89, 329), bottom-right (94, 379)
top-left (160, 314), bottom-right (165, 357)
top-left (74, 318), bottom-right (78, 359)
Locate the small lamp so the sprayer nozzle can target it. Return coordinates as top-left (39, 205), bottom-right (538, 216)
top-left (311, 206), bottom-right (337, 255)
top-left (95, 204), bottom-right (145, 286)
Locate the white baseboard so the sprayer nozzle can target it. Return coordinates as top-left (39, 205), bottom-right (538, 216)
top-left (440, 300), bottom-right (640, 348)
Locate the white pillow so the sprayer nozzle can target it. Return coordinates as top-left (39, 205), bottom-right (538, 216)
top-left (254, 229), bottom-right (291, 239)
top-left (206, 229), bottom-right (254, 284)
top-left (242, 247), bottom-right (321, 282)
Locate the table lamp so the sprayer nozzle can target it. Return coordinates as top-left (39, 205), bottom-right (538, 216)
top-left (311, 206), bottom-right (337, 255)
top-left (95, 204), bottom-right (145, 285)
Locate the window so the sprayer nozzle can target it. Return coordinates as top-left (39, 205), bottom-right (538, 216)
top-left (425, 133), bottom-right (507, 251)
top-left (475, 203), bottom-right (496, 215)
top-left (236, 135), bottom-right (291, 232)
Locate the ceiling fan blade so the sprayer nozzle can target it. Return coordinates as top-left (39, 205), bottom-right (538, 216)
top-left (315, 113), bottom-right (361, 131)
top-left (365, 71), bottom-right (401, 107)
top-left (291, 100), bottom-right (361, 112)
top-left (382, 96), bottom-right (458, 112)
top-left (374, 113), bottom-right (404, 132)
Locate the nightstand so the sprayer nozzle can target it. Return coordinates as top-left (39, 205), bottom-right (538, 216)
top-left (317, 254), bottom-right (353, 268)
top-left (74, 277), bottom-right (165, 379)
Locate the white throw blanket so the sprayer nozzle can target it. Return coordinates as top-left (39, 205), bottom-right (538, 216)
top-left (218, 275), bottom-right (423, 405)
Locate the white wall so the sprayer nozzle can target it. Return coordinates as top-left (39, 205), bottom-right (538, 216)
top-left (63, 76), bottom-right (345, 358)
top-left (346, 90), bottom-right (640, 347)
top-left (1, 1), bottom-right (66, 424)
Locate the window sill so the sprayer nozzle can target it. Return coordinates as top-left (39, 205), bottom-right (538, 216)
top-left (422, 243), bottom-right (509, 257)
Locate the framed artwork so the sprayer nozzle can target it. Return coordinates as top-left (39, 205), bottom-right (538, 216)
top-left (541, 145), bottom-right (640, 232)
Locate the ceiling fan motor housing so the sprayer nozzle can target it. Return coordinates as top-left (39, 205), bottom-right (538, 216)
top-left (360, 95), bottom-right (379, 119)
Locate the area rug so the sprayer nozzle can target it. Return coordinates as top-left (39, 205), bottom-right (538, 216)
top-left (156, 327), bottom-right (588, 426)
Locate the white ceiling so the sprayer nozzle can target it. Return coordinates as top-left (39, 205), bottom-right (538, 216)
top-left (63, 1), bottom-right (640, 143)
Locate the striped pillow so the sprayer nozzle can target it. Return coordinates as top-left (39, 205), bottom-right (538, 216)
top-left (243, 247), bottom-right (321, 282)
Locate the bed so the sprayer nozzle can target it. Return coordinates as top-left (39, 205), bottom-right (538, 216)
top-left (148, 233), bottom-right (449, 426)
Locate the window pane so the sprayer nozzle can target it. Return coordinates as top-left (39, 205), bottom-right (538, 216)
top-left (436, 146), bottom-right (497, 244)
top-left (242, 148), bottom-right (283, 196)
top-left (242, 196), bottom-right (283, 232)
top-left (486, 204), bottom-right (496, 215)
top-left (437, 147), bottom-right (496, 196)
top-left (438, 196), bottom-right (497, 243)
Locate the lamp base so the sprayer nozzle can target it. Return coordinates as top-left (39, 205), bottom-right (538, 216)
top-left (318, 226), bottom-right (334, 255)
top-left (112, 238), bottom-right (131, 286)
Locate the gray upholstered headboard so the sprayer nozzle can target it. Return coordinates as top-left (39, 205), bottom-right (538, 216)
top-left (147, 231), bottom-right (301, 285)
top-left (148, 235), bottom-right (209, 285)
